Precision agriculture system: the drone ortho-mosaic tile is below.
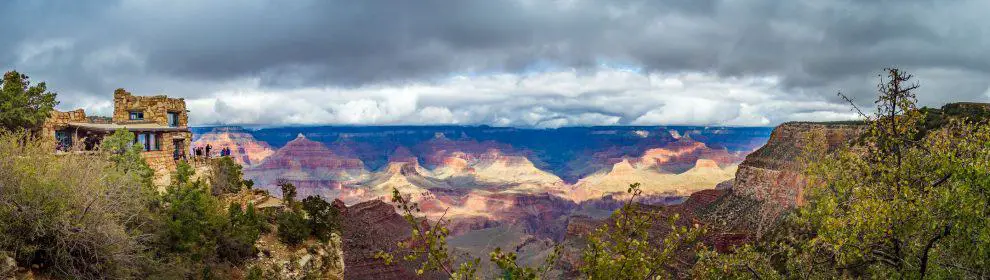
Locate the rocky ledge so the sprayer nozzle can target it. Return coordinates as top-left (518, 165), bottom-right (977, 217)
top-left (731, 122), bottom-right (864, 206)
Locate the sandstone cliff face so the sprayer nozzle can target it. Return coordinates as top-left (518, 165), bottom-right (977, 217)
top-left (731, 122), bottom-right (863, 206)
top-left (246, 134), bottom-right (366, 198)
top-left (333, 199), bottom-right (424, 280)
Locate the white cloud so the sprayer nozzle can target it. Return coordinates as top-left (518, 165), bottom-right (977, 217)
top-left (176, 67), bottom-right (859, 127)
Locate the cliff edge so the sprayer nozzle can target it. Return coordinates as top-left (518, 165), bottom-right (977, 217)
top-left (731, 122), bottom-right (864, 206)
top-left (732, 102), bottom-right (990, 207)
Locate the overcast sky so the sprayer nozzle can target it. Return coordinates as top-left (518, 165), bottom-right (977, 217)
top-left (2, 0), bottom-right (988, 127)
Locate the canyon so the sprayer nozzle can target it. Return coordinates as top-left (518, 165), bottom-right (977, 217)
top-left (200, 118), bottom-right (989, 278)
top-left (193, 111), bottom-right (990, 278)
top-left (191, 125), bottom-right (774, 278)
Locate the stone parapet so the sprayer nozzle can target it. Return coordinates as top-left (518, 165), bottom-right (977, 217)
top-left (41, 109), bottom-right (87, 138)
top-left (112, 88), bottom-right (188, 127)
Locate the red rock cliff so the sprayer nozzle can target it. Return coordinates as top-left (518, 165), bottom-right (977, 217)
top-left (731, 122), bottom-right (863, 206)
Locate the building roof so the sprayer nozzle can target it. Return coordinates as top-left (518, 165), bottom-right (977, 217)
top-left (68, 122), bottom-right (189, 132)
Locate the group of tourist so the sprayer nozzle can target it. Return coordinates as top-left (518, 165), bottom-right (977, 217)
top-left (193, 144), bottom-right (211, 158)
top-left (191, 144), bottom-right (234, 159)
top-left (219, 147), bottom-right (233, 157)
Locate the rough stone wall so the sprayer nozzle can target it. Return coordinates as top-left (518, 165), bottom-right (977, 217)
top-left (732, 122), bottom-right (863, 207)
top-left (142, 150), bottom-right (177, 186)
top-left (112, 88), bottom-right (188, 127)
top-left (41, 90), bottom-right (193, 190)
top-left (41, 109), bottom-right (87, 140)
top-left (110, 89), bottom-right (191, 188)
top-left (144, 131), bottom-right (193, 186)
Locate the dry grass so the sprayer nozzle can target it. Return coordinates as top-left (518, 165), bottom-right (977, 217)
top-left (0, 131), bottom-right (156, 279)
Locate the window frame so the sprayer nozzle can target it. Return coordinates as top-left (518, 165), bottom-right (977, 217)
top-left (167, 112), bottom-right (179, 127)
top-left (54, 129), bottom-right (72, 151)
top-left (129, 111), bottom-right (145, 120)
top-left (132, 132), bottom-right (161, 152)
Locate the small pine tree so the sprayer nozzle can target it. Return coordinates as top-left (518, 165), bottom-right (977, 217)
top-left (301, 196), bottom-right (341, 242)
top-left (0, 70), bottom-right (58, 132)
top-left (173, 160), bottom-right (195, 186)
top-left (210, 156), bottom-right (245, 195)
top-left (102, 129), bottom-right (154, 188)
top-left (279, 180), bottom-right (298, 208)
top-left (276, 210), bottom-right (310, 246)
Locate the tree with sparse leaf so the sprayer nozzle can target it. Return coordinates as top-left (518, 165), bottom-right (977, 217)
top-left (579, 183), bottom-right (704, 279)
top-left (279, 180), bottom-right (298, 208)
top-left (695, 68), bottom-right (990, 279)
top-left (375, 188), bottom-right (481, 279)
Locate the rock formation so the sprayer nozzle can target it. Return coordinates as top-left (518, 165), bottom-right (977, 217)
top-left (251, 233), bottom-right (345, 280)
top-left (731, 122), bottom-right (864, 206)
top-left (245, 134), bottom-right (366, 199)
top-left (334, 199), bottom-right (424, 280)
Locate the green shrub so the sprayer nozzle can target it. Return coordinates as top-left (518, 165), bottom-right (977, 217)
top-left (276, 210), bottom-right (310, 246)
top-left (301, 196), bottom-right (340, 242)
top-left (160, 179), bottom-right (224, 262)
top-left (217, 202), bottom-right (262, 263)
top-left (173, 159), bottom-right (195, 185)
top-left (210, 156), bottom-right (245, 195)
top-left (102, 129), bottom-right (155, 188)
top-left (246, 265), bottom-right (264, 280)
top-left (157, 161), bottom-right (264, 277)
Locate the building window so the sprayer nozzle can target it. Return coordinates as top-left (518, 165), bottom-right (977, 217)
top-left (132, 132), bottom-right (161, 151)
top-left (129, 111), bottom-right (144, 120)
top-left (55, 129), bottom-right (72, 151)
top-left (167, 112), bottom-right (179, 127)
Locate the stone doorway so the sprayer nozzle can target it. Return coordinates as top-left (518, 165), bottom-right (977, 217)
top-left (173, 139), bottom-right (185, 160)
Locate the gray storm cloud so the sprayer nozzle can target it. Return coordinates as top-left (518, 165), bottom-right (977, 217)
top-left (2, 0), bottom-right (988, 127)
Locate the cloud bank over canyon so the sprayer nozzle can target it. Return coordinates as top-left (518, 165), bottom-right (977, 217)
top-left (3, 0), bottom-right (988, 127)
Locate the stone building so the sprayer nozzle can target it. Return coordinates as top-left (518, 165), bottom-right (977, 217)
top-left (43, 88), bottom-right (193, 179)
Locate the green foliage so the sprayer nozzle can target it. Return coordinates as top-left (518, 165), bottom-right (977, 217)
top-left (274, 181), bottom-right (313, 246)
top-left (490, 246), bottom-right (561, 280)
top-left (276, 209), bottom-right (310, 246)
top-left (0, 130), bottom-right (155, 279)
top-left (696, 68), bottom-right (990, 278)
top-left (160, 178), bottom-right (224, 262)
top-left (378, 187), bottom-right (569, 280)
top-left (377, 187), bottom-right (481, 279)
top-left (210, 156), bottom-right (245, 195)
top-left (102, 129), bottom-right (154, 187)
top-left (246, 265), bottom-right (264, 280)
top-left (0, 71), bottom-right (58, 132)
top-left (379, 183), bottom-right (701, 280)
top-left (218, 202), bottom-right (263, 263)
top-left (158, 160), bottom-right (262, 276)
top-left (174, 159), bottom-right (195, 184)
top-left (579, 183), bottom-right (704, 279)
top-left (693, 244), bottom-right (781, 280)
top-left (279, 180), bottom-right (298, 208)
top-left (301, 196), bottom-right (341, 242)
